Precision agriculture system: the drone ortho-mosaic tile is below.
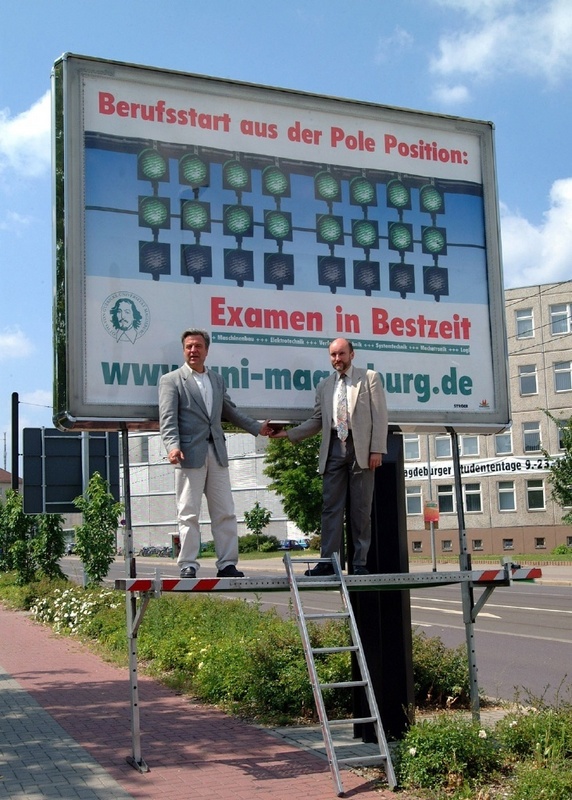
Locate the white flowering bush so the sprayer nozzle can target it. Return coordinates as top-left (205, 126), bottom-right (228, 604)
top-left (397, 715), bottom-right (501, 792)
top-left (30, 586), bottom-right (121, 636)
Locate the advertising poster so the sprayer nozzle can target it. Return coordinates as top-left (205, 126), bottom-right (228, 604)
top-left (53, 55), bottom-right (509, 431)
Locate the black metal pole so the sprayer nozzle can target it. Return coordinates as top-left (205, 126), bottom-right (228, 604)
top-left (11, 392), bottom-right (19, 491)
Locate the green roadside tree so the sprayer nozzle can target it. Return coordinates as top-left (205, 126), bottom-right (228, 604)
top-left (263, 434), bottom-right (322, 536)
top-left (73, 472), bottom-right (123, 585)
top-left (0, 489), bottom-right (37, 573)
top-left (544, 411), bottom-right (572, 525)
top-left (32, 513), bottom-right (66, 579)
top-left (243, 501), bottom-right (272, 550)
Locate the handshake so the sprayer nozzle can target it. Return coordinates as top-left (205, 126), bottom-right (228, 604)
top-left (259, 421), bottom-right (287, 438)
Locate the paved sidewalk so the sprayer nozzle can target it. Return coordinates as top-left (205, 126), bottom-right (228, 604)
top-left (0, 605), bottom-right (397, 800)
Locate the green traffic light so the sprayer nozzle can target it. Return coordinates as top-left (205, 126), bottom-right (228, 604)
top-left (180, 154), bottom-right (208, 186)
top-left (224, 205), bottom-right (252, 237)
top-left (223, 160), bottom-right (250, 191)
top-left (315, 171), bottom-right (340, 202)
top-left (422, 226), bottom-right (446, 254)
top-left (181, 200), bottom-right (209, 232)
top-left (139, 196), bottom-right (169, 228)
top-left (262, 166), bottom-right (289, 196)
top-left (388, 221), bottom-right (413, 251)
top-left (317, 214), bottom-right (343, 244)
top-left (138, 148), bottom-right (168, 182)
top-left (352, 219), bottom-right (378, 249)
top-left (387, 179), bottom-right (410, 210)
top-left (350, 176), bottom-right (375, 206)
top-left (265, 210), bottom-right (291, 240)
top-left (420, 184), bottom-right (444, 214)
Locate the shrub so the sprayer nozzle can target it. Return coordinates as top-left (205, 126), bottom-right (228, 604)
top-left (238, 533), bottom-right (279, 553)
top-left (508, 759), bottom-right (572, 800)
top-left (496, 706), bottom-right (572, 762)
top-left (397, 716), bottom-right (501, 791)
top-left (552, 544), bottom-right (572, 556)
top-left (412, 628), bottom-right (472, 708)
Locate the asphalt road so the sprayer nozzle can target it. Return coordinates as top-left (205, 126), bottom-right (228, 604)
top-left (62, 554), bottom-right (572, 705)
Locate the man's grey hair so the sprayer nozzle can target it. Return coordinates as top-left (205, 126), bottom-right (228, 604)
top-left (181, 328), bottom-right (210, 348)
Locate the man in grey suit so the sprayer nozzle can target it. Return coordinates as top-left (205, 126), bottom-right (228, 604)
top-left (159, 328), bottom-right (272, 578)
top-left (271, 338), bottom-right (388, 576)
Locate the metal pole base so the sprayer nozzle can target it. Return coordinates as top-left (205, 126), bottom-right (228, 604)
top-left (126, 755), bottom-right (149, 773)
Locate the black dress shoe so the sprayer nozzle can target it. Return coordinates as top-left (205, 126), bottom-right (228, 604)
top-left (180, 566), bottom-right (196, 578)
top-left (304, 562), bottom-right (335, 577)
top-left (353, 566), bottom-right (369, 575)
top-left (217, 565), bottom-right (245, 578)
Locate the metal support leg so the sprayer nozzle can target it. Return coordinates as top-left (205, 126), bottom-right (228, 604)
top-left (121, 425), bottom-right (149, 772)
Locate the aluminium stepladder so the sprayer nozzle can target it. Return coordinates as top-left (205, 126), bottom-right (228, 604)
top-left (283, 552), bottom-right (397, 796)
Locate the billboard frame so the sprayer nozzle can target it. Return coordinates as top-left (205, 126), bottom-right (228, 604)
top-left (52, 53), bottom-right (509, 433)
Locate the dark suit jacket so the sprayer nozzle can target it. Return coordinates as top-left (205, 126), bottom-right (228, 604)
top-left (159, 366), bottom-right (261, 468)
top-left (287, 367), bottom-right (388, 473)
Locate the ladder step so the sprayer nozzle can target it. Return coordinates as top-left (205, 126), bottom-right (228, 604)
top-left (312, 645), bottom-right (358, 654)
top-left (305, 611), bottom-right (349, 621)
top-left (320, 680), bottom-right (367, 690)
top-left (338, 755), bottom-right (388, 767)
top-left (328, 716), bottom-right (376, 726)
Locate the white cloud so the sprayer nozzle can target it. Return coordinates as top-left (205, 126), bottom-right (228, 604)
top-left (0, 328), bottom-right (34, 360)
top-left (430, 0), bottom-right (572, 83)
top-left (375, 26), bottom-right (414, 64)
top-left (431, 83), bottom-right (471, 106)
top-left (0, 91), bottom-right (51, 178)
top-left (0, 210), bottom-right (32, 233)
top-left (500, 177), bottom-right (572, 287)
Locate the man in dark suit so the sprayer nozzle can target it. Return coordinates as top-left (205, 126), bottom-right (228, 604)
top-left (159, 329), bottom-right (272, 578)
top-left (271, 338), bottom-right (388, 576)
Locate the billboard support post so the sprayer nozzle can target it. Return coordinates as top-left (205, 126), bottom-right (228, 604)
top-left (121, 423), bottom-right (149, 773)
top-left (448, 426), bottom-right (480, 719)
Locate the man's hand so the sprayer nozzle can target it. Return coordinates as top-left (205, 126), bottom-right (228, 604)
top-left (369, 452), bottom-right (383, 469)
top-left (168, 448), bottom-right (184, 465)
top-left (259, 419), bottom-right (274, 436)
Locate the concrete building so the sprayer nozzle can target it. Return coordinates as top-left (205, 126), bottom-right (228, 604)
top-left (403, 280), bottom-right (572, 557)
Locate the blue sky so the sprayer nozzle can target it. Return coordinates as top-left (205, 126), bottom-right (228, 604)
top-left (1, 0), bottom-right (572, 470)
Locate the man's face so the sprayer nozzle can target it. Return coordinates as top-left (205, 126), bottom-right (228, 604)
top-left (329, 339), bottom-right (354, 374)
top-left (183, 334), bottom-right (208, 373)
top-left (116, 301), bottom-right (134, 330)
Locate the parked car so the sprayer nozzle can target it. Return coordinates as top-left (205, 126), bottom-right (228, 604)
top-left (277, 539), bottom-right (304, 551)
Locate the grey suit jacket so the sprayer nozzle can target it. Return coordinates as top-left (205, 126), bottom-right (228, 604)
top-left (159, 366), bottom-right (261, 468)
top-left (287, 367), bottom-right (388, 473)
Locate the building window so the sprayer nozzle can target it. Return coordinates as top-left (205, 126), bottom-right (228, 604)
top-left (461, 435), bottom-right (479, 456)
top-left (550, 303), bottom-right (572, 335)
top-left (557, 420), bottom-right (568, 450)
top-left (534, 537), bottom-right (546, 549)
top-left (412, 541), bottom-right (423, 553)
top-left (527, 479), bottom-right (545, 510)
top-left (516, 308), bottom-right (534, 338)
top-left (523, 421), bottom-right (541, 452)
top-left (495, 431), bottom-right (512, 455)
top-left (403, 434), bottom-right (420, 460)
top-left (463, 482), bottom-right (482, 512)
top-left (441, 540), bottom-right (453, 552)
top-left (437, 484), bottom-right (455, 513)
top-left (498, 481), bottom-right (516, 511)
top-left (567, 536), bottom-right (572, 548)
top-left (554, 361), bottom-right (572, 392)
top-left (434, 435), bottom-right (451, 458)
top-left (518, 364), bottom-right (538, 396)
top-left (406, 486), bottom-right (423, 515)
top-left (503, 538), bottom-right (514, 550)
top-left (472, 539), bottom-right (483, 551)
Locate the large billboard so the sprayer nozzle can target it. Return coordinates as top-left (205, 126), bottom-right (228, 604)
top-left (53, 54), bottom-right (509, 432)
